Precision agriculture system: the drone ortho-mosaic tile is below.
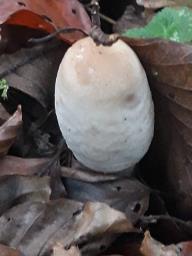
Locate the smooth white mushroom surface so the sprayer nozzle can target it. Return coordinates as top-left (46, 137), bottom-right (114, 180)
top-left (55, 37), bottom-right (154, 173)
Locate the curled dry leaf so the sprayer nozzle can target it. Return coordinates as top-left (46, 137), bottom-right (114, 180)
top-left (0, 199), bottom-right (131, 256)
top-left (122, 37), bottom-right (192, 219)
top-left (0, 106), bottom-right (22, 157)
top-left (0, 0), bottom-right (91, 43)
top-left (140, 231), bottom-right (180, 256)
top-left (0, 244), bottom-right (22, 256)
top-left (0, 40), bottom-right (67, 114)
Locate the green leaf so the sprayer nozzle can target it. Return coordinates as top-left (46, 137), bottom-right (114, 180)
top-left (0, 79), bottom-right (9, 99)
top-left (124, 7), bottom-right (192, 43)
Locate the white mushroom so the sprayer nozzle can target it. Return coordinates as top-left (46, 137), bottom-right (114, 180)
top-left (55, 37), bottom-right (154, 174)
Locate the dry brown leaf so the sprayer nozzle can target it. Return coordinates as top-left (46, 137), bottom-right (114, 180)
top-left (140, 231), bottom-right (180, 256)
top-left (0, 0), bottom-right (91, 43)
top-left (0, 244), bottom-right (21, 256)
top-left (0, 40), bottom-right (67, 113)
top-left (52, 244), bottom-right (81, 256)
top-left (0, 155), bottom-right (52, 176)
top-left (0, 199), bottom-right (132, 256)
top-left (0, 175), bottom-right (50, 215)
top-left (0, 106), bottom-right (22, 157)
top-left (122, 37), bottom-right (192, 219)
top-left (64, 176), bottom-right (149, 223)
top-left (72, 202), bottom-right (133, 238)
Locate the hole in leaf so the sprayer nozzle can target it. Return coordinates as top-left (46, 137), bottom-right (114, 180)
top-left (17, 2), bottom-right (26, 7)
top-left (133, 203), bottom-right (141, 213)
top-left (72, 208), bottom-right (82, 216)
top-left (116, 186), bottom-right (122, 191)
top-left (72, 8), bottom-right (77, 15)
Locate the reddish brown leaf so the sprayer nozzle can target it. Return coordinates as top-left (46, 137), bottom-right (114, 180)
top-left (0, 244), bottom-right (21, 256)
top-left (0, 106), bottom-right (22, 157)
top-left (0, 0), bottom-right (91, 43)
top-left (122, 37), bottom-right (192, 219)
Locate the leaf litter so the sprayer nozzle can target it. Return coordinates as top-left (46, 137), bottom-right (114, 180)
top-left (0, 0), bottom-right (91, 43)
top-left (1, 0), bottom-right (192, 255)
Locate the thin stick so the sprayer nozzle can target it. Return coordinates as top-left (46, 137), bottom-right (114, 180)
top-left (28, 27), bottom-right (87, 44)
top-left (99, 12), bottom-right (116, 25)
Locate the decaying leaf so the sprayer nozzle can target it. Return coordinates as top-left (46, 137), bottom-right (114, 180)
top-left (0, 199), bottom-right (131, 256)
top-left (0, 244), bottom-right (22, 256)
top-left (121, 37), bottom-right (192, 219)
top-left (0, 0), bottom-right (91, 43)
top-left (0, 40), bottom-right (67, 114)
top-left (140, 231), bottom-right (180, 256)
top-left (0, 175), bottom-right (50, 215)
top-left (64, 176), bottom-right (149, 223)
top-left (0, 106), bottom-right (22, 157)
top-left (0, 155), bottom-right (52, 176)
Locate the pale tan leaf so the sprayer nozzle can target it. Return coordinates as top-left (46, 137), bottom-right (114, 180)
top-left (140, 231), bottom-right (180, 256)
top-left (52, 244), bottom-right (81, 256)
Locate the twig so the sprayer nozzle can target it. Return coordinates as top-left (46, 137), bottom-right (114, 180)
top-left (28, 27), bottom-right (87, 44)
top-left (99, 12), bottom-right (116, 25)
top-left (28, 2), bottom-right (119, 46)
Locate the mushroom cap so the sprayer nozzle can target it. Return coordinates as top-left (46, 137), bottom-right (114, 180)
top-left (55, 37), bottom-right (154, 173)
